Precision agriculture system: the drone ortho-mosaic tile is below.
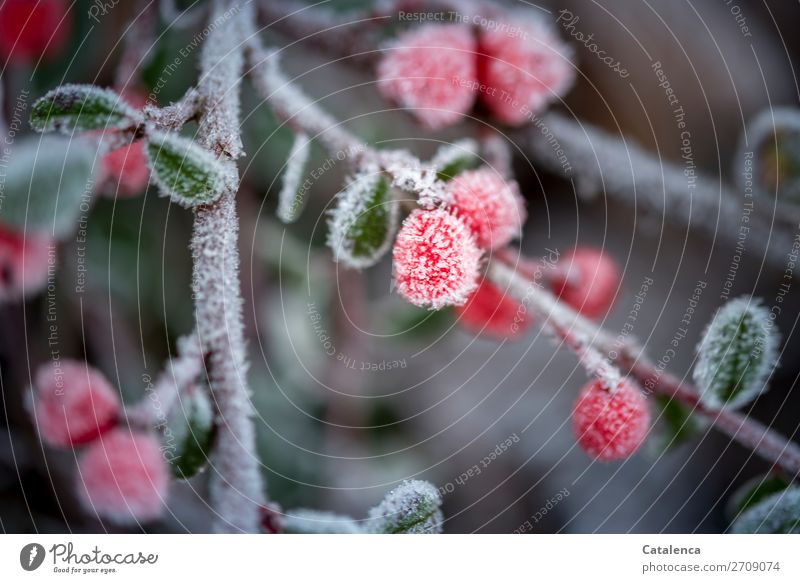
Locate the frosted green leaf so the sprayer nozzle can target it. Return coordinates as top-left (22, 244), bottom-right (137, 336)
top-left (0, 135), bottom-right (96, 237)
top-left (277, 132), bottom-right (311, 223)
top-left (168, 387), bottom-right (215, 480)
top-left (145, 131), bottom-right (229, 206)
top-left (731, 487), bottom-right (800, 533)
top-left (693, 297), bottom-right (779, 409)
top-left (282, 510), bottom-right (362, 534)
top-left (327, 170), bottom-right (398, 269)
top-left (366, 480), bottom-right (443, 534)
top-left (431, 139), bottom-right (479, 181)
top-left (30, 84), bottom-right (141, 134)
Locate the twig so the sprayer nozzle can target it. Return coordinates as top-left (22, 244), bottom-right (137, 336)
top-left (488, 259), bottom-right (800, 477)
top-left (192, 0), bottom-right (265, 533)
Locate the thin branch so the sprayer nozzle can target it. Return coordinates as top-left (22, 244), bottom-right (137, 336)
top-left (143, 88), bottom-right (201, 130)
top-left (192, 0), bottom-right (265, 533)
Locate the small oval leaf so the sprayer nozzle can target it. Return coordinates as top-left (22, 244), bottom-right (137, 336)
top-left (327, 170), bottom-right (398, 269)
top-left (30, 84), bottom-right (140, 134)
top-left (277, 132), bottom-right (311, 224)
top-left (145, 131), bottom-right (229, 206)
top-left (731, 487), bottom-right (800, 533)
top-left (693, 297), bottom-right (779, 409)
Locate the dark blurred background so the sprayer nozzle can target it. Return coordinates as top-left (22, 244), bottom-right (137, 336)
top-left (2, 0), bottom-right (800, 533)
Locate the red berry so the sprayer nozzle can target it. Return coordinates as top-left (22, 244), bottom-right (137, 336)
top-left (76, 429), bottom-right (169, 525)
top-left (0, 0), bottom-right (71, 64)
top-left (378, 24), bottom-right (478, 129)
top-left (0, 223), bottom-right (52, 302)
top-left (455, 278), bottom-right (531, 339)
top-left (446, 168), bottom-right (525, 249)
top-left (32, 360), bottom-right (120, 448)
top-left (572, 379), bottom-right (650, 461)
top-left (551, 246), bottom-right (619, 319)
top-left (98, 91), bottom-right (150, 197)
top-left (477, 20), bottom-right (574, 125)
top-left (393, 208), bottom-right (481, 308)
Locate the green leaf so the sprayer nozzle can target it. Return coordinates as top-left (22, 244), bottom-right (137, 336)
top-left (145, 131), bottom-right (229, 206)
top-left (728, 474), bottom-right (792, 519)
top-left (168, 388), bottom-right (215, 480)
top-left (654, 394), bottom-right (701, 451)
top-left (0, 136), bottom-right (96, 236)
top-left (327, 171), bottom-right (398, 269)
top-left (366, 480), bottom-right (443, 534)
top-left (693, 297), bottom-right (779, 409)
top-left (30, 84), bottom-right (140, 134)
top-left (731, 487), bottom-right (800, 533)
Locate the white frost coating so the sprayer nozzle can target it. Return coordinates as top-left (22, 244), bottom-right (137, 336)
top-left (366, 480), bottom-right (443, 534)
top-left (693, 296), bottom-right (779, 410)
top-left (327, 168), bottom-right (399, 269)
top-left (277, 132), bottom-right (311, 223)
top-left (282, 509), bottom-right (362, 534)
top-left (145, 129), bottom-right (234, 207)
top-left (192, 0), bottom-right (264, 534)
top-left (731, 487), bottom-right (800, 533)
top-left (380, 149), bottom-right (450, 208)
top-left (430, 138), bottom-right (478, 172)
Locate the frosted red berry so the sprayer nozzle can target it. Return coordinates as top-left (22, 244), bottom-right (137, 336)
top-left (378, 24), bottom-right (478, 129)
top-left (0, 0), bottom-right (71, 64)
top-left (0, 224), bottom-right (52, 302)
top-left (572, 379), bottom-right (650, 461)
top-left (393, 208), bottom-right (481, 309)
top-left (477, 20), bottom-right (574, 125)
top-left (98, 91), bottom-right (150, 196)
top-left (455, 279), bottom-right (531, 339)
top-left (32, 360), bottom-right (120, 448)
top-left (446, 168), bottom-right (526, 249)
top-left (76, 429), bottom-right (169, 525)
top-left (551, 246), bottom-right (619, 319)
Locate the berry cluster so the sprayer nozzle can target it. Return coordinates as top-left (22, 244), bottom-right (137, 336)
top-left (30, 361), bottom-right (168, 525)
top-left (378, 19), bottom-right (574, 128)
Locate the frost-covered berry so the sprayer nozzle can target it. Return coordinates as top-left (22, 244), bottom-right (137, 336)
top-left (378, 24), bottom-right (478, 129)
top-left (0, 224), bottom-right (52, 302)
top-left (455, 279), bottom-right (531, 339)
top-left (31, 360), bottom-right (120, 448)
top-left (552, 246), bottom-right (619, 319)
top-left (0, 0), bottom-right (71, 63)
top-left (76, 429), bottom-right (169, 525)
top-left (477, 19), bottom-right (574, 125)
top-left (446, 168), bottom-right (526, 249)
top-left (393, 208), bottom-right (481, 309)
top-left (98, 92), bottom-right (150, 197)
top-left (572, 379), bottom-right (650, 461)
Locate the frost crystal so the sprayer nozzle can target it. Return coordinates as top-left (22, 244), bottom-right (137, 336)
top-left (30, 84), bottom-right (141, 134)
top-left (277, 132), bottom-right (311, 223)
top-left (327, 168), bottom-right (399, 269)
top-left (282, 509), bottom-right (362, 534)
top-left (145, 130), bottom-right (232, 207)
top-left (393, 208), bottom-right (481, 309)
top-left (378, 24), bottom-right (478, 129)
top-left (731, 487), bottom-right (800, 533)
top-left (366, 480), bottom-right (443, 534)
top-left (693, 296), bottom-right (779, 409)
